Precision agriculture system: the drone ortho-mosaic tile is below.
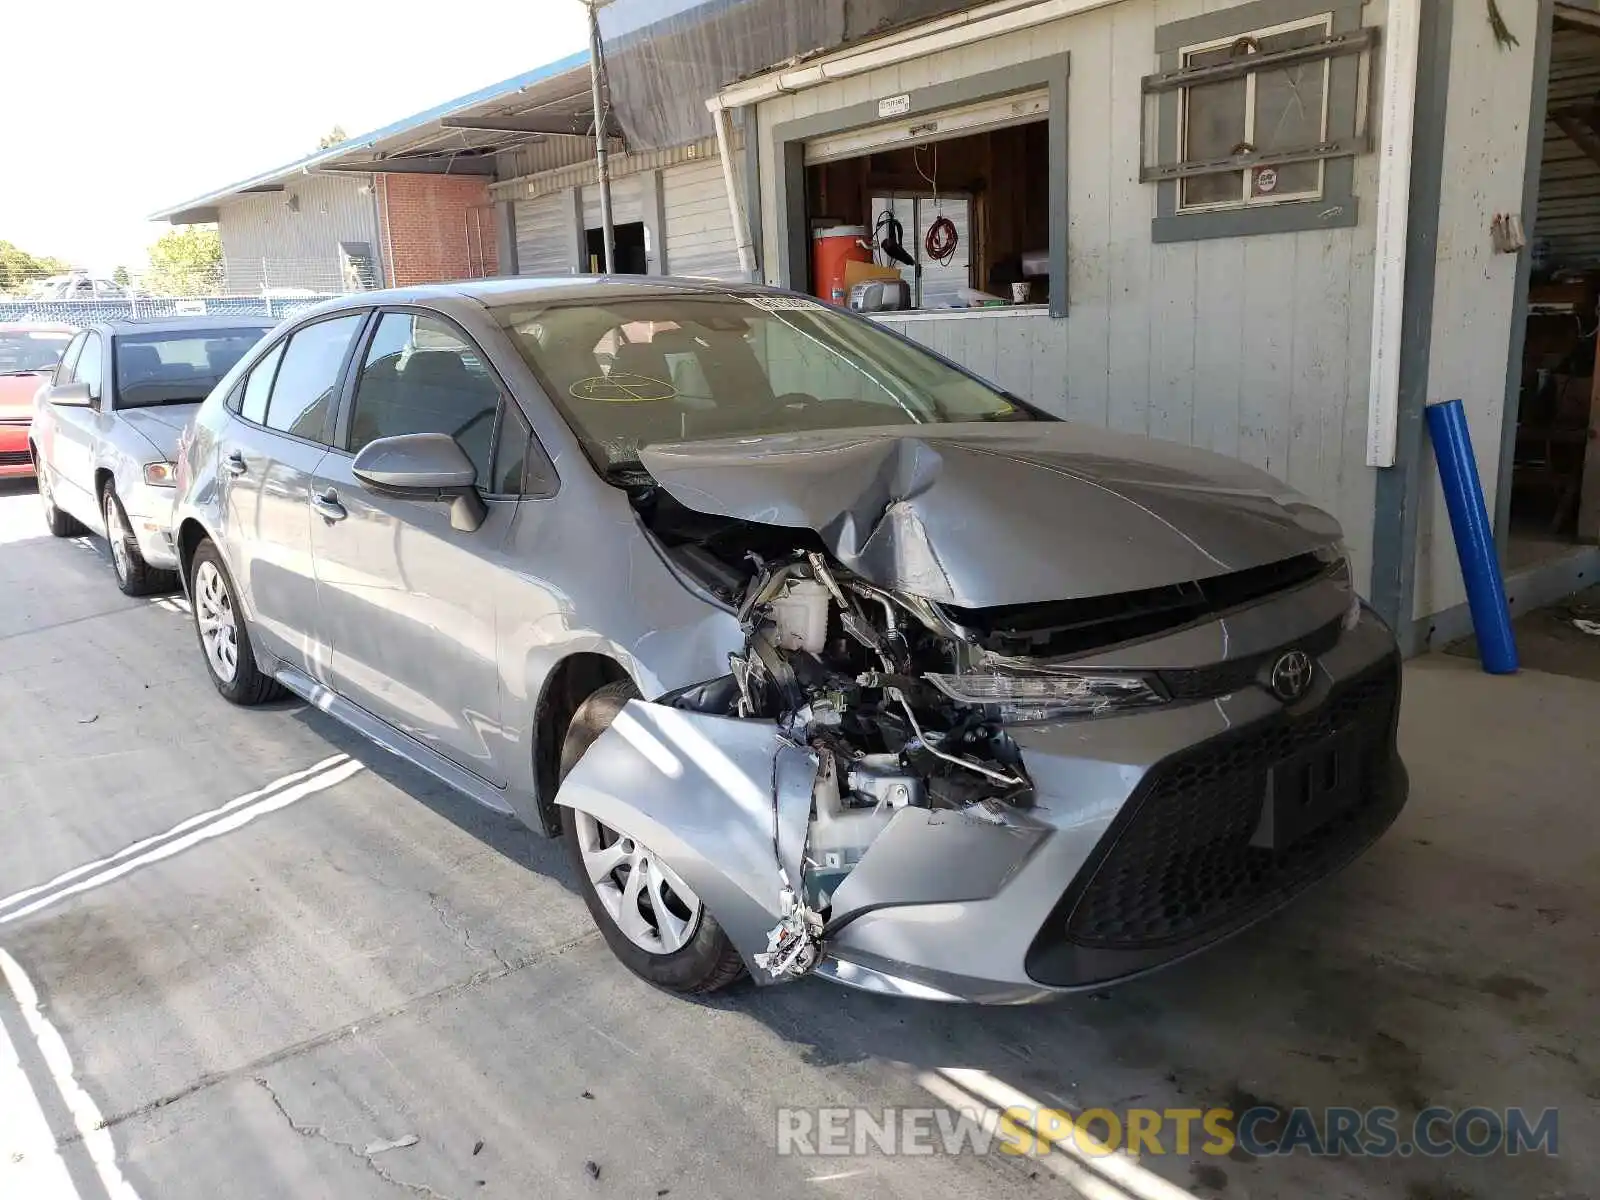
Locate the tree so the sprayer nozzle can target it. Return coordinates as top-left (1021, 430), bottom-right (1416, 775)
top-left (0, 240), bottom-right (70, 294)
top-left (145, 226), bottom-right (223, 296)
top-left (318, 125), bottom-right (348, 150)
top-left (111, 265), bottom-right (131, 287)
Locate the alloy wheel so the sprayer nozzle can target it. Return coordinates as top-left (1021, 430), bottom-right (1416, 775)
top-left (104, 493), bottom-right (131, 583)
top-left (193, 561), bottom-right (239, 683)
top-left (574, 811), bottom-right (702, 955)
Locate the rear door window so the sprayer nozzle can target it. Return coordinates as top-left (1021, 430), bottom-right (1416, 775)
top-left (263, 315), bottom-right (364, 443)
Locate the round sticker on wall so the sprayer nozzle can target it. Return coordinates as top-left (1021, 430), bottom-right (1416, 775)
top-left (1253, 167), bottom-right (1279, 196)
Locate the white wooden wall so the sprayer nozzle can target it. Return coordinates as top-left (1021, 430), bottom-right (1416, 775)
top-left (756, 0), bottom-right (1388, 595)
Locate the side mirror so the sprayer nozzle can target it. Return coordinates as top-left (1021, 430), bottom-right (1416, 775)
top-left (352, 432), bottom-right (487, 533)
top-left (49, 382), bottom-right (93, 407)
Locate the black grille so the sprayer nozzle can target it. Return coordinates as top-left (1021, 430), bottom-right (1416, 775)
top-left (1026, 655), bottom-right (1403, 984)
top-left (1157, 617), bottom-right (1342, 701)
top-left (942, 553), bottom-right (1331, 657)
top-left (0, 450), bottom-right (31, 467)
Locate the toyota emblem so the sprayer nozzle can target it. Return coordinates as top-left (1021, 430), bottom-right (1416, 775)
top-left (1269, 650), bottom-right (1315, 702)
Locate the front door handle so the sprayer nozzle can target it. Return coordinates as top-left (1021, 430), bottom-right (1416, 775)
top-left (312, 487), bottom-right (348, 523)
top-left (225, 449), bottom-right (247, 476)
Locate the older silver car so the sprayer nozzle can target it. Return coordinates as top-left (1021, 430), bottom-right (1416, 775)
top-left (30, 316), bottom-right (271, 594)
top-left (171, 279), bottom-right (1406, 1003)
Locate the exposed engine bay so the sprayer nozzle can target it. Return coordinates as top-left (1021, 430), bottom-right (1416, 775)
top-left (630, 483), bottom-right (1174, 981)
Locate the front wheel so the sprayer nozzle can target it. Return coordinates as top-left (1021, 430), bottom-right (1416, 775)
top-left (104, 486), bottom-right (177, 596)
top-left (189, 539), bottom-right (285, 705)
top-left (559, 681), bottom-right (746, 994)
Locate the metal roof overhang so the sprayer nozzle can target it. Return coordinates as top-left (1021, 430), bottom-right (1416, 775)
top-left (151, 51), bottom-right (611, 222)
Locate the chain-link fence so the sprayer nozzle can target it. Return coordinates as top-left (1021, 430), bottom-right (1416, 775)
top-left (0, 261), bottom-right (349, 327)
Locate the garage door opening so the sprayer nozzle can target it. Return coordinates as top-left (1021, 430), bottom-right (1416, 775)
top-left (1505, 5), bottom-right (1600, 569)
top-left (587, 222), bottom-right (648, 275)
top-left (801, 90), bottom-right (1051, 313)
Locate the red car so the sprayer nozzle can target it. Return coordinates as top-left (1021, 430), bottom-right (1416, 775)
top-left (0, 322), bottom-right (77, 478)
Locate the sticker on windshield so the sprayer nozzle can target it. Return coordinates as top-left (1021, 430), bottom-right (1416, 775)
top-left (743, 295), bottom-right (823, 313)
top-left (570, 373), bottom-right (677, 403)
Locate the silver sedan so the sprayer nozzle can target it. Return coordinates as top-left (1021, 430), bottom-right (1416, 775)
top-left (30, 316), bottom-right (270, 594)
top-left (171, 278), bottom-right (1406, 1002)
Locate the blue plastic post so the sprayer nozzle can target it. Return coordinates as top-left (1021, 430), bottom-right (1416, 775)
top-left (1424, 398), bottom-right (1519, 674)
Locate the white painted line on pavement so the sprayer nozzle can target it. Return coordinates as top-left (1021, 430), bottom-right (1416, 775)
top-left (0, 948), bottom-right (144, 1199)
top-left (0, 971), bottom-right (81, 1200)
top-left (0, 757), bottom-right (365, 927)
top-left (918, 1067), bottom-right (1200, 1200)
top-left (0, 755), bottom-right (350, 918)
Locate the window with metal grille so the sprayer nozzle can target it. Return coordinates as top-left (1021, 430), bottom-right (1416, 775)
top-left (1146, 0), bottom-right (1375, 243)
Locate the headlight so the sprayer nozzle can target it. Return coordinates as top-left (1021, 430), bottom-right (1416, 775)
top-left (925, 670), bottom-right (1165, 722)
top-left (1315, 540), bottom-right (1362, 630)
top-left (143, 462), bottom-right (177, 487)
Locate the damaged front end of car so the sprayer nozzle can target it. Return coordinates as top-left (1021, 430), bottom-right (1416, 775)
top-left (555, 427), bottom-right (1409, 1002)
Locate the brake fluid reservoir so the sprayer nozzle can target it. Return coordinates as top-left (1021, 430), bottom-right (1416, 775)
top-left (768, 579), bottom-right (830, 654)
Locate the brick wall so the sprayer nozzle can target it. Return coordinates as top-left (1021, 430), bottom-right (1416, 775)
top-left (376, 174), bottom-right (499, 286)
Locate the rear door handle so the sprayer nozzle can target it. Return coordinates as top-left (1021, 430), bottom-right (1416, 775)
top-left (312, 487), bottom-right (348, 523)
top-left (225, 449), bottom-right (247, 476)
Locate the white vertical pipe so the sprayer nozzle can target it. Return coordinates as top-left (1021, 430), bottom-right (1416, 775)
top-left (1366, 0), bottom-right (1423, 468)
top-left (711, 103), bottom-right (757, 279)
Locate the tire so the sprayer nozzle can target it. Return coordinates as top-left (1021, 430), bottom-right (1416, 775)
top-left (188, 538), bottom-right (286, 705)
top-left (560, 681), bottom-right (746, 994)
top-left (104, 486), bottom-right (178, 597)
top-left (36, 456), bottom-right (86, 538)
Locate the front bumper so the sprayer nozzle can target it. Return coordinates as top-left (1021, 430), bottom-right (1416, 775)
top-left (822, 608), bottom-right (1405, 1002)
top-left (556, 600), bottom-right (1407, 1003)
top-left (122, 479), bottom-right (180, 569)
top-left (0, 425), bottom-right (33, 478)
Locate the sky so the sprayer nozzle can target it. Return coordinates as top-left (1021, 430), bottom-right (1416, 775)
top-left (0, 0), bottom-right (593, 274)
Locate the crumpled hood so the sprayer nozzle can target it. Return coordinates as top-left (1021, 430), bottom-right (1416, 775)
top-left (119, 403), bottom-right (201, 460)
top-left (638, 422), bottom-right (1343, 608)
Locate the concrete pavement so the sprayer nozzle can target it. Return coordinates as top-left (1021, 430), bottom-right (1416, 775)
top-left (0, 477), bottom-right (1594, 1200)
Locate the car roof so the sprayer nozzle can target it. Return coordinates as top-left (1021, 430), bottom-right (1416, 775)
top-left (291, 275), bottom-right (773, 320)
top-left (97, 315), bottom-right (275, 336)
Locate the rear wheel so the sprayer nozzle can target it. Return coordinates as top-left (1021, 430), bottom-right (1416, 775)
top-left (104, 486), bottom-right (177, 596)
top-left (559, 681), bottom-right (745, 994)
top-left (36, 456), bottom-right (86, 538)
top-left (189, 539), bottom-right (285, 705)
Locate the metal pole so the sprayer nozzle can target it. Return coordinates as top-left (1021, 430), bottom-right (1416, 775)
top-left (587, 0), bottom-right (616, 274)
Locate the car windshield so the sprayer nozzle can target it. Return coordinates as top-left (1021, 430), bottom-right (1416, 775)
top-left (0, 329), bottom-right (74, 375)
top-left (497, 294), bottom-right (1036, 471)
top-left (113, 328), bottom-right (266, 408)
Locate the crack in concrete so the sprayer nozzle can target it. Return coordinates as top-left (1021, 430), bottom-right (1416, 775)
top-left (253, 1076), bottom-right (457, 1200)
top-left (427, 892), bottom-right (513, 972)
top-left (61, 929), bottom-right (601, 1144)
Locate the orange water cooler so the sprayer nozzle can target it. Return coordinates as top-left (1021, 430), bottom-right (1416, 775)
top-left (812, 226), bottom-right (871, 306)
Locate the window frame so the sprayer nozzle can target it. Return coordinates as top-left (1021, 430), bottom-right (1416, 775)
top-left (1150, 0), bottom-right (1368, 244)
top-left (74, 332), bottom-right (105, 403)
top-left (228, 310), bottom-right (372, 450)
top-left (769, 55), bottom-right (1070, 318)
top-left (54, 332), bottom-right (86, 386)
top-left (1174, 13), bottom-right (1334, 214)
top-left (334, 304), bottom-right (548, 501)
